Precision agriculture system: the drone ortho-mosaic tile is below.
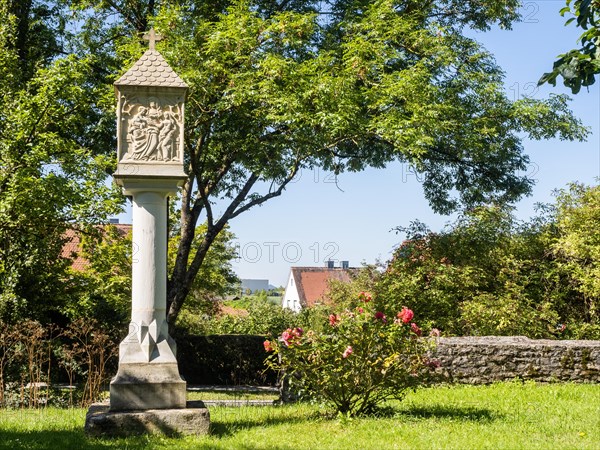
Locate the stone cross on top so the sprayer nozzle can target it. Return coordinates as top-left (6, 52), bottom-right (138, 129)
top-left (143, 28), bottom-right (163, 50)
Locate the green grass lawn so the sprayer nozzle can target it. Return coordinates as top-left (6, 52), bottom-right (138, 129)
top-left (0, 382), bottom-right (598, 449)
top-left (187, 389), bottom-right (279, 401)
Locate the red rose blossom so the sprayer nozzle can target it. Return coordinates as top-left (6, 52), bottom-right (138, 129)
top-left (398, 307), bottom-right (414, 324)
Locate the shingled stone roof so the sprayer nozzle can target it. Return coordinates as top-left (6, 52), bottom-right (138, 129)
top-left (115, 50), bottom-right (188, 88)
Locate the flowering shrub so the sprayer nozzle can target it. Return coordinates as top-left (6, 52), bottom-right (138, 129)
top-left (265, 296), bottom-right (438, 416)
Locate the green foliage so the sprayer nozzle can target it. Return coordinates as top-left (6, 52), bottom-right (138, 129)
top-left (373, 190), bottom-right (600, 339)
top-left (461, 282), bottom-right (559, 337)
top-left (64, 225), bottom-right (132, 328)
top-left (266, 297), bottom-right (437, 416)
top-left (540, 0), bottom-right (600, 93)
top-left (376, 227), bottom-right (478, 333)
top-left (147, 0), bottom-right (588, 213)
top-left (178, 296), bottom-right (299, 337)
top-left (553, 182), bottom-right (600, 326)
top-left (325, 265), bottom-right (380, 310)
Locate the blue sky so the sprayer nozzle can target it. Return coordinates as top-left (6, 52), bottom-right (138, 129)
top-left (119, 2), bottom-right (600, 287)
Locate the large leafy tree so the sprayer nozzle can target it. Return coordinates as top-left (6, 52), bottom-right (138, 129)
top-left (6, 0), bottom-right (590, 327)
top-left (154, 0), bottom-right (588, 327)
top-left (0, 0), bottom-right (121, 322)
top-left (540, 0), bottom-right (600, 93)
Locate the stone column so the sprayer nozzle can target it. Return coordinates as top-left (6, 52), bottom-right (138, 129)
top-left (132, 189), bottom-right (168, 333)
top-left (109, 179), bottom-right (186, 411)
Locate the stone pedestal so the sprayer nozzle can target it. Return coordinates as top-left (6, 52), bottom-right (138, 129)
top-left (110, 363), bottom-right (186, 411)
top-left (85, 401), bottom-right (210, 437)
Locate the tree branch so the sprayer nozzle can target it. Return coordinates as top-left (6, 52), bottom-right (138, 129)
top-left (230, 164), bottom-right (301, 220)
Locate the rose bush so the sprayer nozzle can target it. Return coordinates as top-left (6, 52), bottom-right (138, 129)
top-left (265, 296), bottom-right (438, 416)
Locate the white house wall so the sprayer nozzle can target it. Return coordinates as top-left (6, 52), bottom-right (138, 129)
top-left (282, 271), bottom-right (302, 312)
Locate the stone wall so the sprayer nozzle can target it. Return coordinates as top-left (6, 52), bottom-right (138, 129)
top-left (177, 334), bottom-right (600, 386)
top-left (432, 336), bottom-right (600, 384)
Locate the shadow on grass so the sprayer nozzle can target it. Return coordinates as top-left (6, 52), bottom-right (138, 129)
top-left (398, 404), bottom-right (500, 422)
top-left (0, 429), bottom-right (142, 450)
top-left (209, 408), bottom-right (322, 438)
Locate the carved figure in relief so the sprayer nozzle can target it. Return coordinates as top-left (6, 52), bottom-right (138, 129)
top-left (128, 106), bottom-right (149, 159)
top-left (141, 118), bottom-right (161, 160)
top-left (158, 111), bottom-right (177, 161)
top-left (147, 98), bottom-right (162, 123)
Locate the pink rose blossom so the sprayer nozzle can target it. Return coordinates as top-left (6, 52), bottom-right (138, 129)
top-left (280, 327), bottom-right (304, 347)
top-left (263, 340), bottom-right (273, 352)
top-left (357, 307), bottom-right (364, 314)
top-left (410, 322), bottom-right (422, 336)
top-left (281, 330), bottom-right (292, 346)
top-left (342, 346), bottom-right (353, 358)
top-left (397, 307), bottom-right (414, 324)
top-left (329, 314), bottom-right (339, 326)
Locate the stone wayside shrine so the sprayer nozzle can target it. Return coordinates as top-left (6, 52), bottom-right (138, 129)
top-left (85, 30), bottom-right (210, 436)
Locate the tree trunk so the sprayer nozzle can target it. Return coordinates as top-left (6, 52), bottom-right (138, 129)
top-left (10, 0), bottom-right (33, 80)
top-left (166, 219), bottom-right (227, 331)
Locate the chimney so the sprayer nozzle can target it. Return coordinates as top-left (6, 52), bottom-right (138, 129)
top-left (109, 218), bottom-right (120, 224)
top-left (341, 261), bottom-right (349, 269)
top-left (326, 260), bottom-right (335, 269)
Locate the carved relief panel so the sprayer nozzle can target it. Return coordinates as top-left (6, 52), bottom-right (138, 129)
top-left (117, 93), bottom-right (185, 165)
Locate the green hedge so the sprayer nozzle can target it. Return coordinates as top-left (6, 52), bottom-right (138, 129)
top-left (176, 334), bottom-right (278, 386)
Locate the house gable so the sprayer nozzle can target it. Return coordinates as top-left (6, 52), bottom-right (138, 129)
top-left (282, 267), bottom-right (354, 310)
top-left (282, 271), bottom-right (301, 312)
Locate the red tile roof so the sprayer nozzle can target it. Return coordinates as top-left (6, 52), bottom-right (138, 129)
top-left (219, 305), bottom-right (249, 317)
top-left (291, 267), bottom-right (355, 308)
top-left (61, 224), bottom-right (132, 271)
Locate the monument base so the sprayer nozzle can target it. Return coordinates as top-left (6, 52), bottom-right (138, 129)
top-left (109, 362), bottom-right (187, 410)
top-left (84, 401), bottom-right (210, 437)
